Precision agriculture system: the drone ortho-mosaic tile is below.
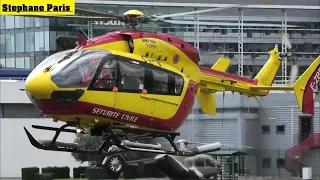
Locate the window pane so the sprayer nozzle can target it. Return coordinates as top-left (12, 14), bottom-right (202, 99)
top-left (195, 158), bottom-right (205, 167)
top-left (45, 31), bottom-right (50, 51)
top-left (175, 75), bottom-right (184, 94)
top-left (5, 31), bottom-right (15, 53)
top-left (262, 158), bottom-right (271, 168)
top-left (5, 16), bottom-right (14, 29)
top-left (152, 69), bottom-right (168, 93)
top-left (25, 29), bottom-right (35, 52)
top-left (0, 54), bottom-right (5, 68)
top-left (14, 16), bottom-right (24, 28)
top-left (44, 19), bottom-right (49, 26)
top-left (0, 33), bottom-right (5, 53)
top-left (0, 16), bottom-right (5, 29)
top-left (25, 56), bottom-right (32, 69)
top-left (34, 18), bottom-right (43, 27)
top-left (51, 51), bottom-right (108, 88)
top-left (91, 59), bottom-right (117, 89)
top-left (16, 57), bottom-right (25, 68)
top-left (35, 30), bottom-right (45, 51)
top-left (15, 30), bottom-right (25, 53)
top-left (118, 60), bottom-right (145, 92)
top-left (25, 17), bottom-right (34, 27)
top-left (49, 31), bottom-right (57, 51)
top-left (6, 57), bottom-right (15, 68)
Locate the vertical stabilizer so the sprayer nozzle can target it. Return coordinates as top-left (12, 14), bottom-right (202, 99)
top-left (254, 45), bottom-right (282, 87)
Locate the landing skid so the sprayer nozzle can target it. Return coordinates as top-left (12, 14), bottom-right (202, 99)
top-left (24, 123), bottom-right (221, 157)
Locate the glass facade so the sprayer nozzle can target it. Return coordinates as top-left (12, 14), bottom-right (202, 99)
top-left (0, 15), bottom-right (79, 69)
top-left (0, 3), bottom-right (319, 81)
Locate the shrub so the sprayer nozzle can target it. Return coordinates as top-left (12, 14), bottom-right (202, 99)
top-left (140, 165), bottom-right (166, 178)
top-left (34, 173), bottom-right (54, 180)
top-left (21, 167), bottom-right (40, 180)
top-left (85, 167), bottom-right (108, 180)
top-left (122, 166), bottom-right (140, 179)
top-left (41, 166), bottom-right (70, 179)
top-left (122, 165), bottom-right (165, 179)
top-left (73, 166), bottom-right (88, 178)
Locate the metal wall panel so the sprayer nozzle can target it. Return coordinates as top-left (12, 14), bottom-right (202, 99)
top-left (304, 149), bottom-right (320, 175)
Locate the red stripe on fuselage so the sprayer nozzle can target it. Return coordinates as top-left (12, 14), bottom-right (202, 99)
top-left (36, 80), bottom-right (197, 132)
top-left (200, 66), bottom-right (258, 85)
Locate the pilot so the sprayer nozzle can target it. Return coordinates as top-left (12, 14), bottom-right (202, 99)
top-left (82, 58), bottom-right (100, 86)
top-left (94, 63), bottom-right (114, 88)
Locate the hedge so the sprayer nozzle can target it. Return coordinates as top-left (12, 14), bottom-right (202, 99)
top-left (73, 166), bottom-right (88, 178)
top-left (34, 173), bottom-right (54, 180)
top-left (85, 167), bottom-right (108, 180)
top-left (21, 167), bottom-right (40, 180)
top-left (41, 166), bottom-right (70, 179)
top-left (122, 165), bottom-right (165, 179)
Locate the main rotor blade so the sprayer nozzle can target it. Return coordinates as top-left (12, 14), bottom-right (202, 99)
top-left (163, 20), bottom-right (301, 27)
top-left (282, 33), bottom-right (293, 50)
top-left (289, 64), bottom-right (299, 85)
top-left (75, 8), bottom-right (120, 18)
top-left (22, 14), bottom-right (119, 21)
top-left (153, 5), bottom-right (242, 19)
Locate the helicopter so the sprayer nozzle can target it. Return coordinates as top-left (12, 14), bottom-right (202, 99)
top-left (14, 5), bottom-right (319, 178)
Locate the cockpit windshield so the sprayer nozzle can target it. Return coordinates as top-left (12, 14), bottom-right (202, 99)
top-left (26, 49), bottom-right (73, 84)
top-left (50, 50), bottom-right (111, 88)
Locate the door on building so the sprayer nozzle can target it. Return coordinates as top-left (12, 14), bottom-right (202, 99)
top-left (299, 116), bottom-right (313, 143)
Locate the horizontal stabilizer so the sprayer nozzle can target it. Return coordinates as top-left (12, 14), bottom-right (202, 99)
top-left (211, 57), bottom-right (231, 72)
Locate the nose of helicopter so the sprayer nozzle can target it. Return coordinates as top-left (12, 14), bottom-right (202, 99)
top-left (25, 72), bottom-right (53, 100)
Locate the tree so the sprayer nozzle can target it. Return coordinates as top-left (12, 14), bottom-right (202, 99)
top-left (71, 134), bottom-right (106, 164)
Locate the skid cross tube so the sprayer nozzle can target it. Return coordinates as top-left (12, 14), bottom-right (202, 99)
top-left (24, 123), bottom-right (208, 157)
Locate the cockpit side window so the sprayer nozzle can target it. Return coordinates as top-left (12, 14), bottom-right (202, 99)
top-left (117, 60), bottom-right (145, 92)
top-left (195, 158), bottom-right (205, 167)
top-left (89, 59), bottom-right (118, 90)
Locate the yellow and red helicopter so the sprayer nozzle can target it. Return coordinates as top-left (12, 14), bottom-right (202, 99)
top-left (19, 7), bottom-right (319, 173)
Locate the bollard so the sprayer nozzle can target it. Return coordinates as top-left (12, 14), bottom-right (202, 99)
top-left (302, 167), bottom-right (312, 180)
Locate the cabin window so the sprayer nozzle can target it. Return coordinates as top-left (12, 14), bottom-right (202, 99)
top-left (152, 69), bottom-right (168, 93)
top-left (175, 75), bottom-right (184, 94)
top-left (90, 59), bottom-right (117, 90)
top-left (118, 61), bottom-right (145, 92)
top-left (195, 158), bottom-right (205, 167)
top-left (205, 158), bottom-right (215, 167)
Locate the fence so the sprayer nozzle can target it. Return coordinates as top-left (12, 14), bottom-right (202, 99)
top-left (206, 148), bottom-right (320, 179)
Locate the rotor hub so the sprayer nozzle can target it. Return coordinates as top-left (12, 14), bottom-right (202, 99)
top-left (123, 9), bottom-right (144, 17)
